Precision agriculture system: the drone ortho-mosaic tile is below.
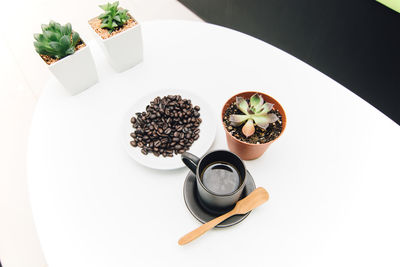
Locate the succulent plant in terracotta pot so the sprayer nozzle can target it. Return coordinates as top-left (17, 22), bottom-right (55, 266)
top-left (222, 91), bottom-right (286, 160)
top-left (33, 21), bottom-right (98, 95)
top-left (89, 1), bottom-right (143, 72)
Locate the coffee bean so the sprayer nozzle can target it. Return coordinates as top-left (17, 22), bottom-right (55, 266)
top-left (154, 140), bottom-right (161, 147)
top-left (129, 94), bottom-right (202, 157)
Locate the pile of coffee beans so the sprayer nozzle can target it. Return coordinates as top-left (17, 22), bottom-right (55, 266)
top-left (130, 95), bottom-right (201, 157)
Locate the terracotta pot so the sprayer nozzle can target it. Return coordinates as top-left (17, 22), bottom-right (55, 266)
top-left (221, 91), bottom-right (287, 160)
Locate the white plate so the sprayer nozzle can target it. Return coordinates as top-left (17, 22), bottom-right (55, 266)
top-left (122, 89), bottom-right (216, 170)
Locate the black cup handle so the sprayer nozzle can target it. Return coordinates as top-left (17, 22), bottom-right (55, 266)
top-left (181, 152), bottom-right (200, 174)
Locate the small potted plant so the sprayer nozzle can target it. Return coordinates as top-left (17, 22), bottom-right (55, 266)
top-left (33, 21), bottom-right (99, 95)
top-left (88, 1), bottom-right (143, 72)
top-left (222, 91), bottom-right (287, 160)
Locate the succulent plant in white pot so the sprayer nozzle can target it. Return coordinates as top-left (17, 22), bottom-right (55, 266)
top-left (33, 21), bottom-right (99, 95)
top-left (89, 1), bottom-right (143, 72)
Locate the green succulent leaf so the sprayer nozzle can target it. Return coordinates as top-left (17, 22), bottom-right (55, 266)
top-left (266, 113), bottom-right (279, 123)
top-left (257, 102), bottom-right (274, 115)
top-left (99, 3), bottom-right (109, 11)
top-left (236, 97), bottom-right (249, 115)
top-left (253, 113), bottom-right (279, 129)
top-left (112, 1), bottom-right (119, 8)
top-left (41, 24), bottom-right (48, 32)
top-left (33, 42), bottom-right (45, 53)
top-left (252, 115), bottom-right (269, 129)
top-left (33, 21), bottom-right (81, 61)
top-left (34, 33), bottom-right (44, 42)
top-left (66, 47), bottom-right (75, 55)
top-left (72, 32), bottom-right (80, 46)
top-left (98, 13), bottom-right (108, 19)
top-left (250, 93), bottom-right (264, 109)
top-left (49, 41), bottom-right (61, 51)
top-left (97, 1), bottom-right (130, 32)
top-left (43, 31), bottom-right (55, 41)
top-left (60, 35), bottom-right (70, 47)
top-left (229, 114), bottom-right (250, 126)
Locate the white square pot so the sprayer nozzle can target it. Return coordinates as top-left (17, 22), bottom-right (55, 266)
top-left (48, 45), bottom-right (99, 95)
top-left (90, 18), bottom-right (143, 72)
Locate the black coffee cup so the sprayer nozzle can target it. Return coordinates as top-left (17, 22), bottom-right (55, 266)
top-left (182, 150), bottom-right (247, 213)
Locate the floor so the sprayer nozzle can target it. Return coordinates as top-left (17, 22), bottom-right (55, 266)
top-left (0, 1), bottom-right (201, 266)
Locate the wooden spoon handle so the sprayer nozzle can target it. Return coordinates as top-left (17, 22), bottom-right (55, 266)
top-left (178, 210), bottom-right (236, 245)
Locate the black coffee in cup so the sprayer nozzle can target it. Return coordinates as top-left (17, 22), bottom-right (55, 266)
top-left (182, 150), bottom-right (247, 211)
top-left (200, 162), bottom-right (241, 195)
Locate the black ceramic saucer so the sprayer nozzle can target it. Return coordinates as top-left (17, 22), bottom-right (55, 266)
top-left (183, 170), bottom-right (256, 228)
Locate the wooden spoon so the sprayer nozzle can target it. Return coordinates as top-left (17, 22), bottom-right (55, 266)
top-left (178, 187), bottom-right (269, 245)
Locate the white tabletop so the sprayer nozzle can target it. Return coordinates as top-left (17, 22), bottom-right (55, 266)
top-left (28, 21), bottom-right (400, 267)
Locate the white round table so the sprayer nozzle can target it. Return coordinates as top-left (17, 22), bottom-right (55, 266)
top-left (28, 21), bottom-right (400, 267)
